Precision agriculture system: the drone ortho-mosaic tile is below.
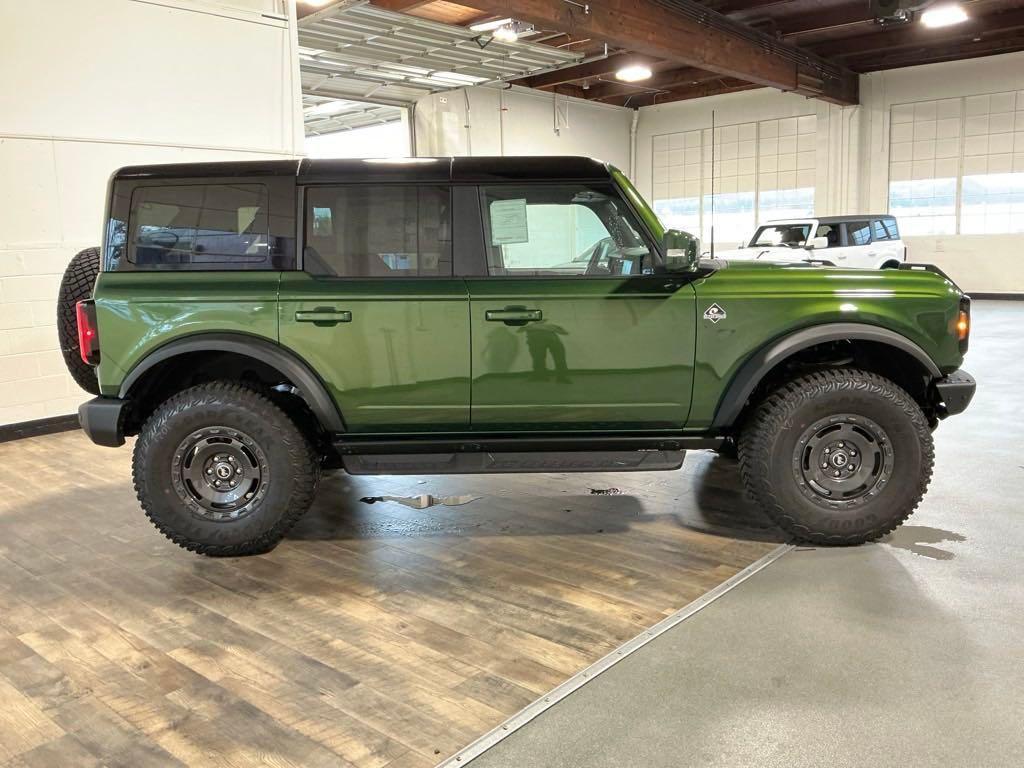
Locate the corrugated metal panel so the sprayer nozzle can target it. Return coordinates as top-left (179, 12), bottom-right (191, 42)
top-left (302, 94), bottom-right (403, 135)
top-left (298, 0), bottom-right (582, 116)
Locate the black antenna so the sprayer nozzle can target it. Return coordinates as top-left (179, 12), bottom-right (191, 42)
top-left (709, 109), bottom-right (716, 260)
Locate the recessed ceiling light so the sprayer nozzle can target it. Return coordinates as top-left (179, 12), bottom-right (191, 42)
top-left (921, 4), bottom-right (968, 27)
top-left (616, 65), bottom-right (653, 83)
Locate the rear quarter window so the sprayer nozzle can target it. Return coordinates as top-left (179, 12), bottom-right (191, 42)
top-left (127, 183), bottom-right (271, 270)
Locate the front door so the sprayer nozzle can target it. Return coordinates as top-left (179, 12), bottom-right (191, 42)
top-left (468, 183), bottom-right (696, 431)
top-left (280, 184), bottom-right (470, 433)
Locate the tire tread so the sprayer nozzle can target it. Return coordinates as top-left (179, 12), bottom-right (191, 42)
top-left (132, 382), bottom-right (319, 556)
top-left (738, 368), bottom-right (934, 545)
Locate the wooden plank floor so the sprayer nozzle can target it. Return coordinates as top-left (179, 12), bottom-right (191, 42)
top-left (0, 430), bottom-right (781, 767)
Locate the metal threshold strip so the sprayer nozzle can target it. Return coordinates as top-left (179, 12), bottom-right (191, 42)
top-left (435, 542), bottom-right (795, 767)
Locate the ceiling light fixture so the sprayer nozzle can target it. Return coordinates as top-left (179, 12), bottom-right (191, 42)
top-left (920, 4), bottom-right (968, 27)
top-left (469, 18), bottom-right (515, 32)
top-left (492, 25), bottom-right (519, 43)
top-left (615, 64), bottom-right (653, 83)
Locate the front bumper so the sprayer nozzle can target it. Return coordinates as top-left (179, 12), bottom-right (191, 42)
top-left (79, 397), bottom-right (127, 447)
top-left (934, 369), bottom-right (976, 417)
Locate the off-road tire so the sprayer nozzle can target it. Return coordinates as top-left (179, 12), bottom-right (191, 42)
top-left (133, 382), bottom-right (320, 556)
top-left (57, 247), bottom-right (102, 394)
top-left (738, 368), bottom-right (933, 545)
top-left (713, 437), bottom-right (738, 459)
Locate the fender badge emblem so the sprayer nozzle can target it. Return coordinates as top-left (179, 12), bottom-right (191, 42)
top-left (703, 303), bottom-right (727, 323)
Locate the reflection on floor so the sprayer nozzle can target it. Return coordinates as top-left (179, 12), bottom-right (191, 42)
top-left (0, 430), bottom-right (779, 767)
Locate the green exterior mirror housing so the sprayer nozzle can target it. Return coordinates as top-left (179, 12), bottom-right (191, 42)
top-left (663, 229), bottom-right (700, 272)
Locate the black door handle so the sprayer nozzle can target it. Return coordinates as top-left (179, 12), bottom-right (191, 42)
top-left (295, 308), bottom-right (352, 325)
top-left (485, 307), bottom-right (543, 326)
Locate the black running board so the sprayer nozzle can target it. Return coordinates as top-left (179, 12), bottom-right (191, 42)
top-left (342, 450), bottom-right (686, 475)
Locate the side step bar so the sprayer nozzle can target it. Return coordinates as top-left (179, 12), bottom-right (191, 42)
top-left (342, 450), bottom-right (686, 475)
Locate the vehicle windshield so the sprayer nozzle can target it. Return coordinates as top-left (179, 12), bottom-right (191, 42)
top-left (749, 223), bottom-right (812, 248)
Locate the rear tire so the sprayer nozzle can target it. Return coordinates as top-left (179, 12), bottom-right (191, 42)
top-left (133, 382), bottom-right (320, 556)
top-left (738, 368), bottom-right (933, 545)
top-left (57, 246), bottom-right (101, 394)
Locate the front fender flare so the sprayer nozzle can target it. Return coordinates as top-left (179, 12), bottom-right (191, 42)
top-left (118, 333), bottom-right (345, 433)
top-left (710, 322), bottom-right (942, 429)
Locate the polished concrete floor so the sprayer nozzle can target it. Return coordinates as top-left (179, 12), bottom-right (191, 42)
top-left (468, 300), bottom-right (1024, 768)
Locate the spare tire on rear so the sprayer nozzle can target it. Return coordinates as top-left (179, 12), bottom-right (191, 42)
top-left (57, 247), bottom-right (101, 395)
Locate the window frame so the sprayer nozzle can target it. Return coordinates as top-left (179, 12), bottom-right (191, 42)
top-left (473, 181), bottom-right (664, 280)
top-left (109, 175), bottom-right (296, 272)
top-left (841, 220), bottom-right (873, 247)
top-left (297, 182), bottom-right (455, 280)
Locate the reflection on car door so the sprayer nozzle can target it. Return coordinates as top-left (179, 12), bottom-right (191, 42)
top-left (279, 184), bottom-right (471, 432)
top-left (466, 183), bottom-right (697, 431)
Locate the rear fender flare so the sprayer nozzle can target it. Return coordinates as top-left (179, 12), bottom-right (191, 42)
top-left (118, 333), bottom-right (345, 432)
top-left (711, 322), bottom-right (941, 429)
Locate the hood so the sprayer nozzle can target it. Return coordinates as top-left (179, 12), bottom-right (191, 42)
top-left (714, 246), bottom-right (811, 261)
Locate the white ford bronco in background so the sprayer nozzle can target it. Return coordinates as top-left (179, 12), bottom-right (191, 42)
top-left (717, 215), bottom-right (907, 269)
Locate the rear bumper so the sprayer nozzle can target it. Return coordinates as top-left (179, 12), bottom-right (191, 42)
top-left (78, 397), bottom-right (127, 447)
top-left (934, 369), bottom-right (976, 417)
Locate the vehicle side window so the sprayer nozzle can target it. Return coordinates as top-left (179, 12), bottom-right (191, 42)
top-left (303, 186), bottom-right (451, 277)
top-left (881, 218), bottom-right (899, 239)
top-left (844, 220), bottom-right (872, 246)
top-left (871, 219), bottom-right (897, 241)
top-left (480, 184), bottom-right (653, 277)
top-left (129, 184), bottom-right (270, 268)
top-left (815, 224), bottom-right (840, 248)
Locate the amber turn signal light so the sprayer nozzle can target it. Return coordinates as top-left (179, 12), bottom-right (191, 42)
top-left (956, 297), bottom-right (971, 353)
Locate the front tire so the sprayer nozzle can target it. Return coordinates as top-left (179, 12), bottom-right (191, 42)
top-left (133, 382), bottom-right (319, 556)
top-left (738, 369), bottom-right (933, 545)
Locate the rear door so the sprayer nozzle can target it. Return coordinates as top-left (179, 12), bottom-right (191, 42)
top-left (279, 183), bottom-right (470, 433)
top-left (871, 218), bottom-right (904, 266)
top-left (465, 182), bottom-right (696, 431)
top-left (832, 219), bottom-right (873, 267)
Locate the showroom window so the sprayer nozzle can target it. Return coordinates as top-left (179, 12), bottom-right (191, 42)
top-left (303, 185), bottom-right (451, 277)
top-left (651, 115), bottom-right (816, 246)
top-left (888, 91), bottom-right (1024, 234)
top-left (480, 185), bottom-right (653, 276)
top-left (128, 183), bottom-right (270, 268)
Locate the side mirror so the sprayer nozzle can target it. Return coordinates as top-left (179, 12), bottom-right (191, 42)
top-left (807, 236), bottom-right (829, 250)
top-left (663, 229), bottom-right (700, 272)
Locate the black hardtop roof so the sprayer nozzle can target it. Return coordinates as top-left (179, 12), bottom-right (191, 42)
top-left (113, 156), bottom-right (613, 184)
top-left (814, 214), bottom-right (896, 223)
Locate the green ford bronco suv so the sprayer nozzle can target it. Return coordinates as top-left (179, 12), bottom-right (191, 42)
top-left (60, 156), bottom-right (975, 556)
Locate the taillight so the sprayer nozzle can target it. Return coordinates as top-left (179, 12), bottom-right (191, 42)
top-left (76, 300), bottom-right (100, 365)
top-left (956, 296), bottom-right (970, 354)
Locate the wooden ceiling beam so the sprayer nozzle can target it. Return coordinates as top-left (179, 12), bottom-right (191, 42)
top-left (517, 53), bottom-right (663, 90)
top-left (604, 78), bottom-right (760, 108)
top-left (844, 30), bottom-right (1024, 72)
top-left (372, 0), bottom-right (860, 105)
top-left (812, 7), bottom-right (1024, 59)
top-left (585, 67), bottom-right (722, 102)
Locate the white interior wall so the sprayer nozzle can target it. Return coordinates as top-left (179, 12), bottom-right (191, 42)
top-left (857, 53), bottom-right (1024, 294)
top-left (634, 52), bottom-right (1024, 294)
top-left (0, 0), bottom-right (301, 426)
top-left (414, 86), bottom-right (634, 171)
